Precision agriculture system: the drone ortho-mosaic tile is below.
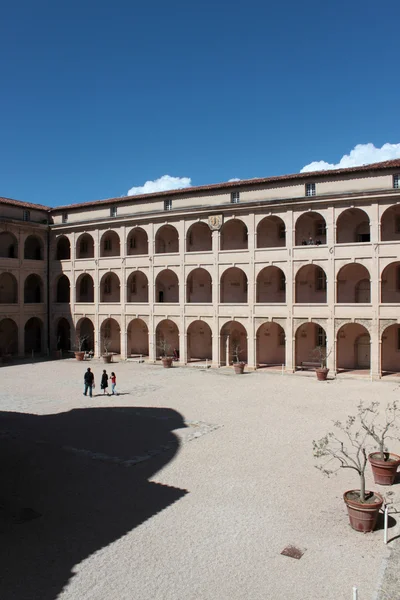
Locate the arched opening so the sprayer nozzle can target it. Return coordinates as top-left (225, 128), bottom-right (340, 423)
top-left (256, 266), bottom-right (285, 303)
top-left (295, 212), bottom-right (326, 246)
top-left (56, 274), bottom-right (70, 303)
top-left (100, 272), bottom-right (120, 303)
top-left (24, 317), bottom-right (43, 354)
top-left (337, 264), bottom-right (370, 303)
top-left (295, 265), bottom-right (327, 303)
top-left (220, 267), bottom-right (248, 303)
top-left (127, 227), bottom-right (148, 255)
top-left (24, 274), bottom-right (43, 303)
top-left (186, 268), bottom-right (212, 303)
top-left (76, 233), bottom-right (94, 259)
top-left (220, 219), bottom-right (248, 251)
top-left (295, 322), bottom-right (327, 370)
top-left (381, 324), bottom-right (400, 375)
top-left (56, 236), bottom-right (70, 260)
top-left (0, 318), bottom-right (18, 356)
top-left (187, 320), bottom-right (212, 362)
top-left (381, 206), bottom-right (400, 242)
top-left (337, 324), bottom-right (370, 372)
top-left (256, 216), bottom-right (285, 248)
top-left (381, 262), bottom-right (400, 303)
top-left (155, 270), bottom-right (179, 303)
top-left (127, 318), bottom-right (149, 358)
top-left (156, 319), bottom-right (179, 359)
top-left (56, 318), bottom-right (71, 351)
top-left (76, 317), bottom-right (94, 352)
top-left (100, 318), bottom-right (121, 355)
top-left (336, 208), bottom-right (370, 243)
top-left (186, 222), bottom-right (212, 252)
top-left (220, 321), bottom-right (248, 366)
top-left (256, 322), bottom-right (285, 368)
top-left (0, 272), bottom-right (18, 303)
top-left (24, 235), bottom-right (43, 260)
top-left (127, 271), bottom-right (148, 302)
top-left (155, 225), bottom-right (179, 254)
top-left (100, 230), bottom-right (120, 257)
top-left (76, 273), bottom-right (94, 302)
top-left (0, 232), bottom-right (18, 258)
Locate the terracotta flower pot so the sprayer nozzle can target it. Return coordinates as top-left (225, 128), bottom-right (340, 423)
top-left (233, 362), bottom-right (245, 374)
top-left (343, 490), bottom-right (383, 533)
top-left (103, 354), bottom-right (112, 363)
top-left (75, 351), bottom-right (85, 361)
top-left (369, 452), bottom-right (400, 486)
top-left (315, 367), bottom-right (329, 381)
top-left (162, 357), bottom-right (173, 368)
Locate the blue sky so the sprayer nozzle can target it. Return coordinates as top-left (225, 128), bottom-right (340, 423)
top-left (0, 0), bottom-right (399, 207)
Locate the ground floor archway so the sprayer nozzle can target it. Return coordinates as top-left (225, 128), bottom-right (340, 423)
top-left (337, 323), bottom-right (370, 372)
top-left (295, 322), bottom-right (327, 369)
top-left (381, 324), bottom-right (400, 375)
top-left (25, 317), bottom-right (43, 354)
top-left (156, 319), bottom-right (179, 359)
top-left (56, 318), bottom-right (71, 352)
top-left (127, 318), bottom-right (149, 357)
top-left (100, 318), bottom-right (121, 355)
top-left (187, 320), bottom-right (212, 362)
top-left (256, 322), bottom-right (285, 367)
top-left (220, 321), bottom-right (248, 366)
top-left (76, 317), bottom-right (95, 352)
top-left (0, 318), bottom-right (18, 356)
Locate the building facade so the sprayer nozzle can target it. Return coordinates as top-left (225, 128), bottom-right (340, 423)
top-left (1, 159), bottom-right (400, 378)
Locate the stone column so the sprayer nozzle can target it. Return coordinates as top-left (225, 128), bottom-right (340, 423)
top-left (285, 210), bottom-right (294, 372)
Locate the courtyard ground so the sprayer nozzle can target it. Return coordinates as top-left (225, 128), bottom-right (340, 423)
top-left (0, 359), bottom-right (399, 600)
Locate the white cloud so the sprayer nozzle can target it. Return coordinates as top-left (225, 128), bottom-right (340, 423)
top-left (127, 175), bottom-right (192, 196)
top-left (228, 178), bottom-right (241, 182)
top-left (300, 142), bottom-right (400, 173)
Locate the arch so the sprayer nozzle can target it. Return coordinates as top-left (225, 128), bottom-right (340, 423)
top-left (0, 272), bottom-right (18, 303)
top-left (220, 320), bottom-right (248, 365)
top-left (381, 262), bottom-right (400, 303)
top-left (295, 212), bottom-right (326, 246)
top-left (56, 317), bottom-right (71, 351)
top-left (0, 231), bottom-right (18, 258)
top-left (100, 318), bottom-right (121, 355)
top-left (100, 230), bottom-right (121, 257)
top-left (295, 264), bottom-right (327, 303)
top-left (156, 319), bottom-right (179, 359)
top-left (256, 216), bottom-right (285, 248)
top-left (155, 269), bottom-right (179, 303)
top-left (127, 227), bottom-right (148, 255)
top-left (24, 274), bottom-right (43, 303)
top-left (155, 225), bottom-right (179, 254)
top-left (337, 263), bottom-right (370, 303)
top-left (256, 266), bottom-right (285, 303)
top-left (256, 322), bottom-right (285, 368)
top-left (381, 205), bottom-right (400, 242)
top-left (24, 235), bottom-right (43, 260)
top-left (186, 222), bottom-right (212, 252)
top-left (186, 268), bottom-right (212, 303)
top-left (56, 236), bottom-right (71, 260)
top-left (76, 317), bottom-right (94, 352)
top-left (295, 322), bottom-right (327, 370)
top-left (56, 274), bottom-right (70, 303)
top-left (337, 323), bottom-right (370, 371)
top-left (220, 219), bottom-right (248, 251)
top-left (127, 318), bottom-right (149, 357)
top-left (76, 273), bottom-right (94, 302)
top-left (24, 317), bottom-right (43, 354)
top-left (336, 208), bottom-right (370, 243)
top-left (0, 318), bottom-right (18, 356)
top-left (100, 272), bottom-right (120, 302)
top-left (127, 271), bottom-right (149, 302)
top-left (220, 267), bottom-right (248, 303)
top-left (76, 233), bottom-right (94, 259)
top-left (187, 320), bottom-right (212, 362)
top-left (381, 324), bottom-right (400, 375)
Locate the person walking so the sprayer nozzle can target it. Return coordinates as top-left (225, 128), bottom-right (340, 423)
top-left (100, 370), bottom-right (109, 395)
top-left (83, 367), bottom-right (95, 398)
top-left (110, 371), bottom-right (117, 396)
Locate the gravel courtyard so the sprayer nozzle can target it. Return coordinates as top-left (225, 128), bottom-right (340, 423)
top-left (0, 360), bottom-right (399, 600)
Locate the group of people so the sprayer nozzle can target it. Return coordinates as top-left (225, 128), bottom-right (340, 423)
top-left (83, 368), bottom-right (118, 398)
top-left (301, 236), bottom-right (322, 246)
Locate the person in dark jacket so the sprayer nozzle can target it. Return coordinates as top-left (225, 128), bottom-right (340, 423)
top-left (100, 370), bottom-right (109, 395)
top-left (83, 368), bottom-right (95, 397)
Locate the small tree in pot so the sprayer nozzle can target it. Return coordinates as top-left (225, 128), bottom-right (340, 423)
top-left (157, 337), bottom-right (174, 368)
top-left (310, 345), bottom-right (332, 381)
top-left (74, 334), bottom-right (89, 361)
top-left (313, 411), bottom-right (383, 532)
top-left (232, 339), bottom-right (245, 374)
top-left (102, 335), bottom-right (113, 363)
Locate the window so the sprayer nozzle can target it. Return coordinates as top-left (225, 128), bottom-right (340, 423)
top-left (104, 276), bottom-right (112, 294)
top-left (393, 174), bottom-right (399, 189)
top-left (306, 183), bottom-right (316, 197)
top-left (81, 278), bottom-right (88, 295)
top-left (279, 332), bottom-right (286, 346)
top-left (231, 192), bottom-right (240, 204)
top-left (164, 199), bottom-right (172, 211)
top-left (130, 276), bottom-right (136, 294)
top-left (279, 271), bottom-right (286, 291)
top-left (396, 266), bottom-right (400, 291)
top-left (278, 224), bottom-right (285, 239)
top-left (110, 206), bottom-right (117, 217)
top-left (23, 210), bottom-right (30, 221)
top-left (395, 216), bottom-right (400, 233)
top-left (80, 240), bottom-right (88, 254)
top-left (130, 236), bottom-right (136, 249)
top-left (62, 213), bottom-right (68, 223)
top-left (317, 326), bottom-right (327, 347)
top-left (316, 221), bottom-right (326, 236)
top-left (316, 267), bottom-right (327, 291)
top-left (104, 239), bottom-right (112, 251)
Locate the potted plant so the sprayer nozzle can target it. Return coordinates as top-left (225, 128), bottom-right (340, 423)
top-left (359, 400), bottom-right (400, 486)
top-left (310, 345), bottom-right (332, 381)
top-left (102, 336), bottom-right (113, 363)
top-left (158, 338), bottom-right (174, 368)
top-left (74, 334), bottom-right (88, 361)
top-left (232, 339), bottom-right (246, 374)
top-left (313, 410), bottom-right (383, 533)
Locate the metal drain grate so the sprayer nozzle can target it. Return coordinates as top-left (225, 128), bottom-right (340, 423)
top-left (280, 545), bottom-right (305, 560)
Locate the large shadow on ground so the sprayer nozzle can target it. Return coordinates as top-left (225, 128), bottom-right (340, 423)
top-left (0, 407), bottom-right (188, 599)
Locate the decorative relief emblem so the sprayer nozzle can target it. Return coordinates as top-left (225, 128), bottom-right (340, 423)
top-left (208, 215), bottom-right (223, 231)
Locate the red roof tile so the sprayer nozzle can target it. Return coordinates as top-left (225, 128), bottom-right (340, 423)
top-left (0, 196), bottom-right (50, 211)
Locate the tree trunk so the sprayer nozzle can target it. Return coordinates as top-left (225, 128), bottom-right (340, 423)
top-left (360, 472), bottom-right (366, 503)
